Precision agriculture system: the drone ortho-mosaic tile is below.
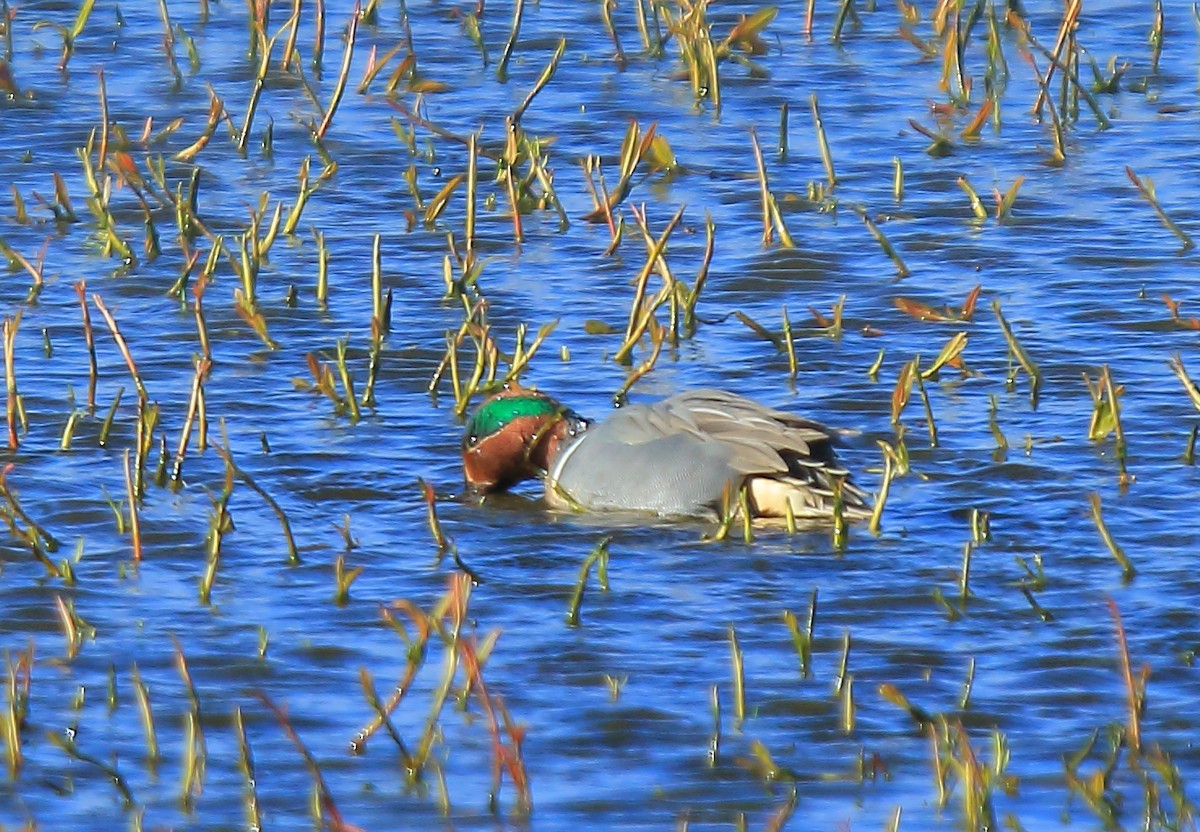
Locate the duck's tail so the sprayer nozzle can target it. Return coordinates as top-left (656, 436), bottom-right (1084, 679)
top-left (746, 472), bottom-right (872, 521)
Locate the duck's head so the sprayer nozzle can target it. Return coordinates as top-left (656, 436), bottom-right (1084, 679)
top-left (462, 386), bottom-right (587, 494)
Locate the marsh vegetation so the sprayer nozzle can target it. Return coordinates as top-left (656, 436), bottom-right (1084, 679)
top-left (0, 0), bottom-right (1199, 828)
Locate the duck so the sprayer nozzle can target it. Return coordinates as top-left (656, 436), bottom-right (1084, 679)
top-left (461, 384), bottom-right (870, 522)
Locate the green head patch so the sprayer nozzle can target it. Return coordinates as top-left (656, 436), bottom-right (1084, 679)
top-left (463, 394), bottom-right (560, 449)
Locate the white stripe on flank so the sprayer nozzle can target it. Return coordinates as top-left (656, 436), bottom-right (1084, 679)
top-left (544, 434), bottom-right (587, 503)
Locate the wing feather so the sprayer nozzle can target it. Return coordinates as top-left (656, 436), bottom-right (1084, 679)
top-left (590, 389), bottom-right (869, 517)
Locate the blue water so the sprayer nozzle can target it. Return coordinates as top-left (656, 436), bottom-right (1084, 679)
top-left (0, 0), bottom-right (1199, 828)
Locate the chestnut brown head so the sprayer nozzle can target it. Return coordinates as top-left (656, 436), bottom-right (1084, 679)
top-left (462, 388), bottom-right (584, 493)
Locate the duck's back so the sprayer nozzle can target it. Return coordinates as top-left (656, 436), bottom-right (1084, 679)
top-left (543, 389), bottom-right (869, 518)
top-left (545, 389), bottom-right (837, 517)
top-left (546, 418), bottom-right (736, 516)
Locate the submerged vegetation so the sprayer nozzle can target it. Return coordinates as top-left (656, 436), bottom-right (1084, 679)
top-left (0, 0), bottom-right (1198, 828)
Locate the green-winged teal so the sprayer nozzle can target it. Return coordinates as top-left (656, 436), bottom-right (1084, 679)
top-left (462, 385), bottom-right (870, 521)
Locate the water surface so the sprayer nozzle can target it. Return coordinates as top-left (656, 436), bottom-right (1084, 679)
top-left (1, 0), bottom-right (1199, 829)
